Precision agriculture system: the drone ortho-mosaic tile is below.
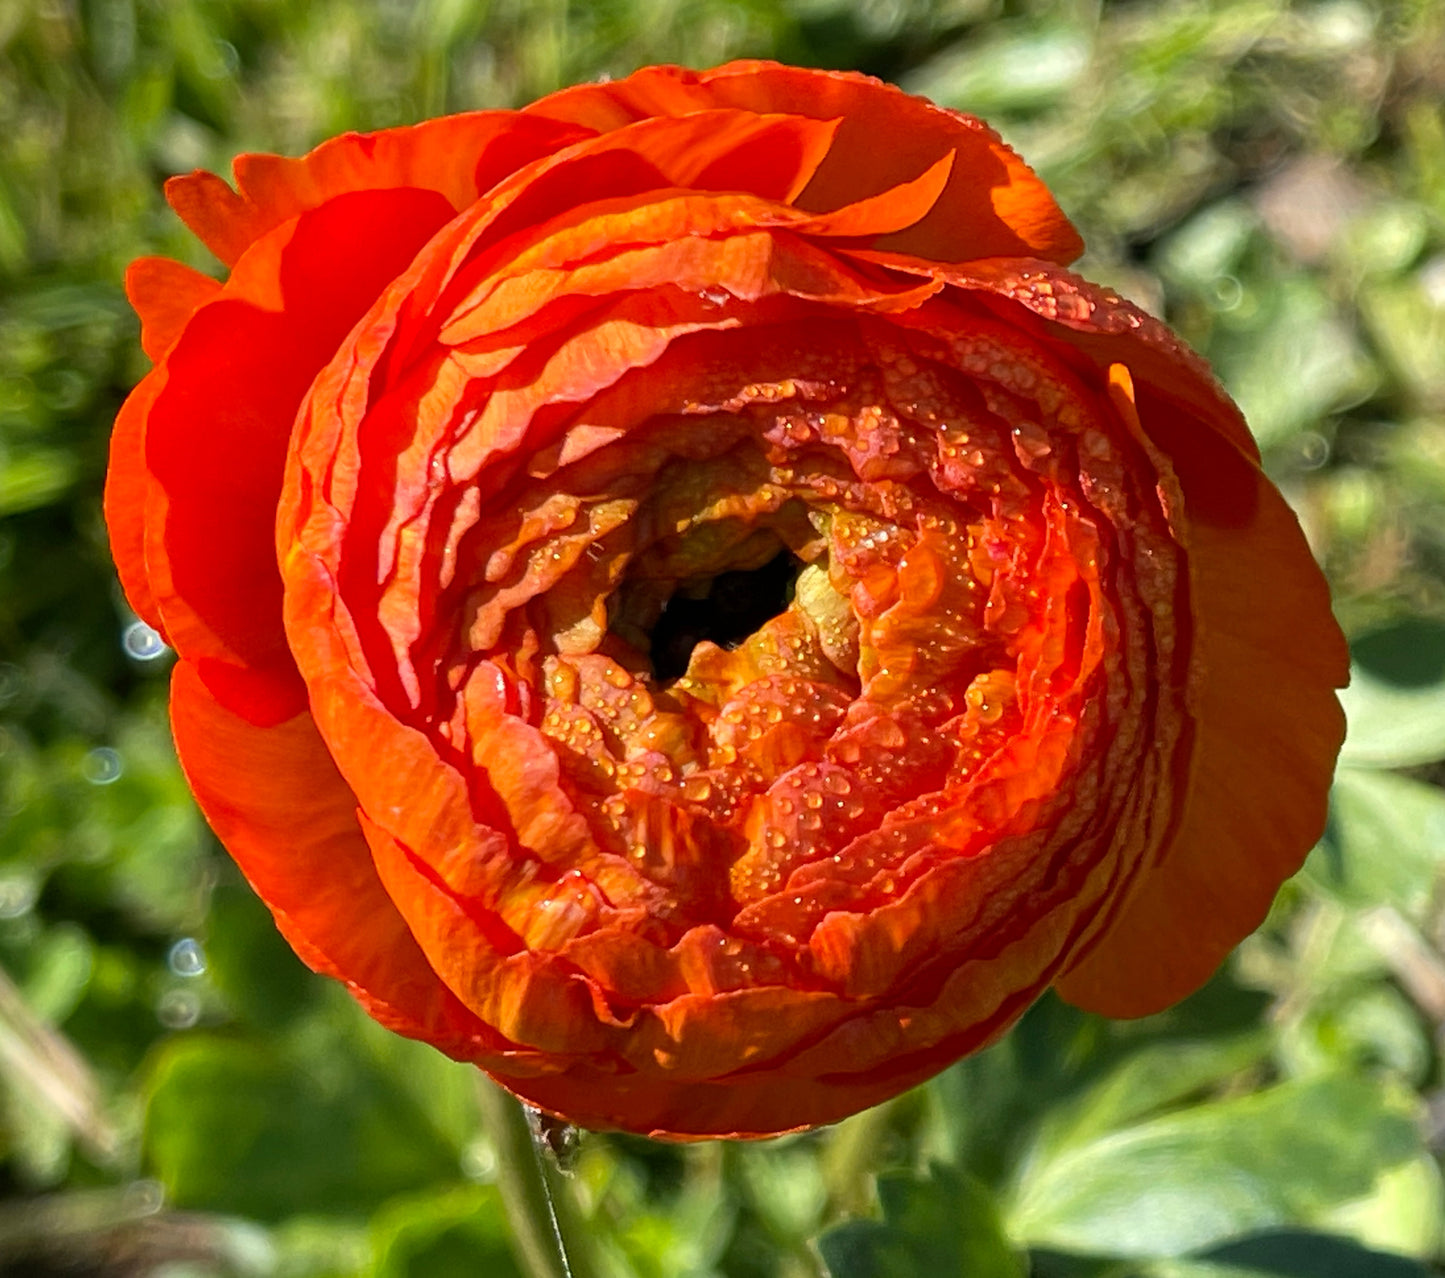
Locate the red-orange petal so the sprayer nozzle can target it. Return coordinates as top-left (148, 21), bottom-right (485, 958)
top-left (163, 170), bottom-right (256, 267)
top-left (125, 258), bottom-right (222, 361)
top-left (168, 659), bottom-right (502, 1058)
top-left (103, 364), bottom-right (168, 636)
top-left (496, 900), bottom-right (1060, 1138)
top-left (909, 260), bottom-right (1347, 1013)
top-left (167, 113), bottom-right (596, 269)
top-left (1054, 378), bottom-right (1348, 1014)
top-left (526, 60), bottom-right (1083, 265)
top-left (140, 186), bottom-right (457, 723)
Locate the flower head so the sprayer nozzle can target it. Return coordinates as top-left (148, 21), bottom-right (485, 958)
top-left (106, 61), bottom-right (1347, 1138)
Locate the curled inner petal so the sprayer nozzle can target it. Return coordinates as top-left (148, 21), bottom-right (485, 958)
top-left (281, 220), bottom-right (1193, 1130)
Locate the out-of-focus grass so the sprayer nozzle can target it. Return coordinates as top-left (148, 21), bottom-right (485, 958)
top-left (2, 1), bottom-right (1445, 1276)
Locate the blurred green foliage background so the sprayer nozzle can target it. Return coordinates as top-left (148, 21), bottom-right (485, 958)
top-left (2, 0), bottom-right (1444, 1274)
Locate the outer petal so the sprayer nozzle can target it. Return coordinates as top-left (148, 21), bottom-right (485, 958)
top-left (912, 261), bottom-right (1347, 1013)
top-left (1053, 370), bottom-right (1348, 1014)
top-left (497, 878), bottom-right (1071, 1138)
top-left (125, 258), bottom-right (221, 361)
top-left (103, 364), bottom-right (168, 635)
top-left (139, 187), bottom-right (458, 724)
top-left (168, 660), bottom-right (501, 1059)
top-left (166, 112), bottom-right (595, 267)
top-left (163, 170), bottom-right (255, 267)
top-left (525, 60), bottom-right (1083, 265)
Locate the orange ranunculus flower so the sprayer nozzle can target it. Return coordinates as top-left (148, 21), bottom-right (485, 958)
top-left (106, 61), bottom-right (1346, 1139)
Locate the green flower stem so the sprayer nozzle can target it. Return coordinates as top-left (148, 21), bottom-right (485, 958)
top-left (822, 1098), bottom-right (896, 1219)
top-left (476, 1076), bottom-right (595, 1278)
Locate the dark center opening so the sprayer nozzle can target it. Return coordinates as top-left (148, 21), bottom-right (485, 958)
top-left (647, 550), bottom-right (802, 681)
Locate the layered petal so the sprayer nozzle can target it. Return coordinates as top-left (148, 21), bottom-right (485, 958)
top-left (166, 112), bottom-right (595, 267)
top-left (878, 259), bottom-right (1349, 1012)
top-left (125, 258), bottom-right (221, 361)
top-left (169, 661), bottom-right (506, 1059)
top-left (1053, 370), bottom-right (1348, 1013)
top-left (276, 206), bottom-right (1211, 1130)
top-left (129, 187), bottom-right (459, 723)
top-left (103, 364), bottom-right (168, 635)
top-left (525, 61), bottom-right (1084, 265)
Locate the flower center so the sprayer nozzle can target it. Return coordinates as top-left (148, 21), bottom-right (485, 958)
top-left (400, 316), bottom-right (1185, 948)
top-left (640, 548), bottom-right (804, 681)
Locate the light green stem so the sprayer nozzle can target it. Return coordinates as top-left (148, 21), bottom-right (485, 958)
top-left (822, 1099), bottom-right (896, 1219)
top-left (475, 1076), bottom-right (593, 1278)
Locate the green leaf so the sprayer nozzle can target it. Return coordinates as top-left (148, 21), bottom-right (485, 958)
top-left (933, 995), bottom-right (1098, 1188)
top-left (1215, 276), bottom-right (1376, 449)
top-left (1361, 276), bottom-right (1445, 405)
top-left (1037, 1246), bottom-right (1436, 1278)
top-left (1322, 1154), bottom-right (1445, 1260)
top-left (935, 981), bottom-right (1270, 1189)
top-left (1009, 1075), bottom-right (1419, 1258)
top-left (736, 1139), bottom-right (827, 1240)
top-left (19, 923), bottom-right (93, 1024)
top-left (1156, 200), bottom-right (1258, 290)
top-left (818, 1165), bottom-right (1024, 1278)
top-left (1277, 982), bottom-right (1431, 1084)
top-left (903, 26), bottom-right (1090, 116)
top-left (1030, 1032), bottom-right (1271, 1163)
top-left (271, 1217), bottom-right (371, 1278)
top-left (0, 448), bottom-right (79, 515)
top-left (203, 879), bottom-right (322, 1030)
top-left (368, 1184), bottom-right (523, 1278)
top-left (1311, 768), bottom-right (1445, 915)
top-left (1199, 1228), bottom-right (1438, 1277)
top-left (143, 1032), bottom-right (463, 1221)
top-left (1338, 620), bottom-right (1445, 768)
top-left (1339, 203), bottom-right (1430, 280)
